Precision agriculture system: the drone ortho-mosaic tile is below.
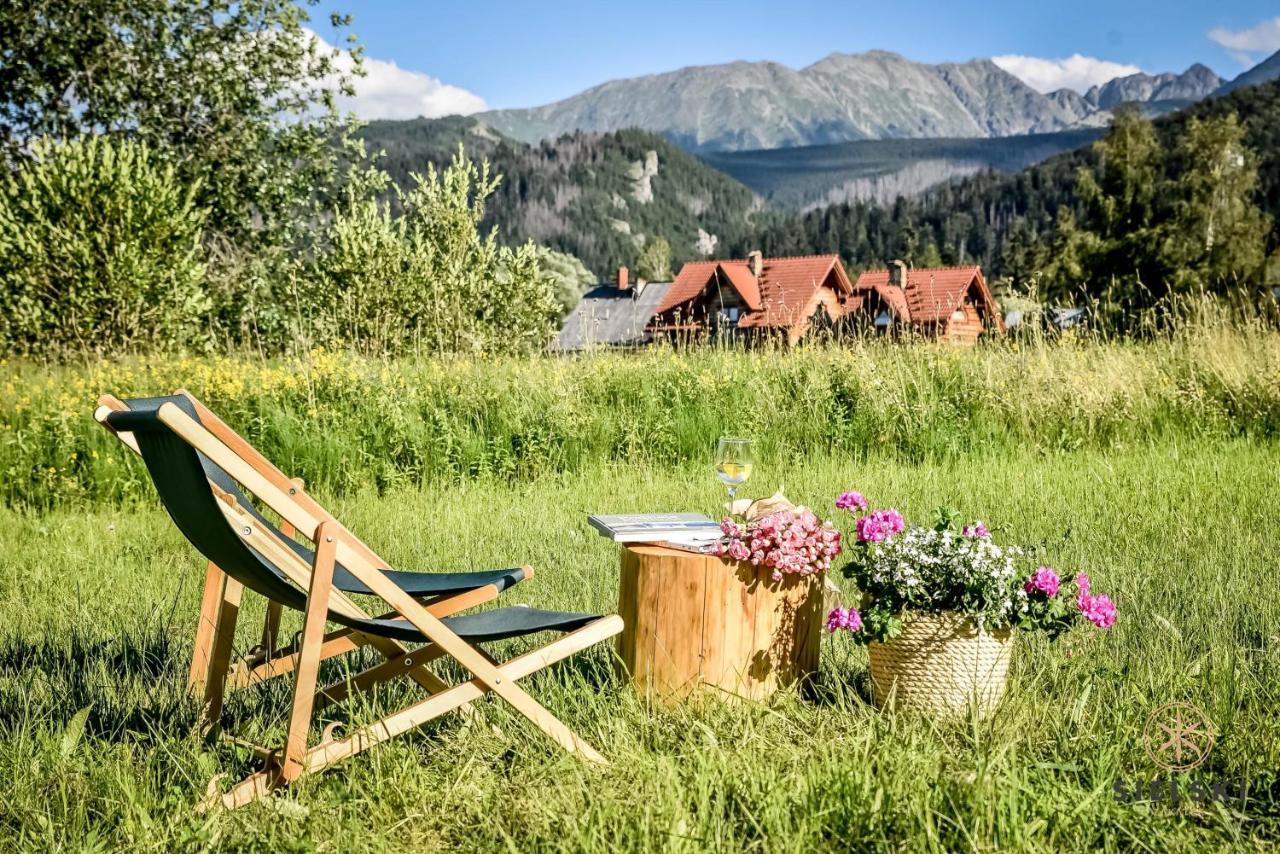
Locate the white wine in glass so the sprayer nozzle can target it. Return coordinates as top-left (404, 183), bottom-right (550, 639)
top-left (715, 437), bottom-right (753, 502)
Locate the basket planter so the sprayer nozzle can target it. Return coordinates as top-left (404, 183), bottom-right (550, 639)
top-left (867, 611), bottom-right (1013, 717)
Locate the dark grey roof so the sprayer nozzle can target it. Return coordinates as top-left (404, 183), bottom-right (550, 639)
top-left (1050, 307), bottom-right (1088, 329)
top-left (552, 282), bottom-right (673, 351)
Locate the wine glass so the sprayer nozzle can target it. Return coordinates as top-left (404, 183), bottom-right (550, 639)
top-left (715, 437), bottom-right (753, 503)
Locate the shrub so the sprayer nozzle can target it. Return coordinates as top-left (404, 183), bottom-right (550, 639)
top-left (0, 136), bottom-right (209, 357)
top-left (541, 249), bottom-right (597, 316)
top-left (303, 148), bottom-right (560, 355)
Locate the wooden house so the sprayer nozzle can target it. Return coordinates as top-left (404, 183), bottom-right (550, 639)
top-left (648, 252), bottom-right (854, 344)
top-left (848, 261), bottom-right (1003, 344)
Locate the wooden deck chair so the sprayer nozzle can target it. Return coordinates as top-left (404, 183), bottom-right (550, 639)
top-left (95, 392), bottom-right (535, 712)
top-left (98, 396), bottom-right (623, 809)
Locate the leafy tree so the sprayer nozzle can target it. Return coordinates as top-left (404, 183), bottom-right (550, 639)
top-left (1163, 114), bottom-right (1270, 294)
top-left (540, 249), bottom-right (597, 316)
top-left (1059, 110), bottom-right (1269, 317)
top-left (1077, 107), bottom-right (1162, 239)
top-left (636, 236), bottom-right (672, 281)
top-left (305, 148), bottom-right (559, 355)
top-left (0, 0), bottom-right (362, 247)
top-left (0, 137), bottom-right (209, 356)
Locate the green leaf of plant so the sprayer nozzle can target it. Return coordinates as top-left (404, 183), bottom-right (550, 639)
top-left (60, 705), bottom-right (93, 759)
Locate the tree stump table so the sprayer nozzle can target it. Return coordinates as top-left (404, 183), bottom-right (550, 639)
top-left (615, 545), bottom-right (823, 701)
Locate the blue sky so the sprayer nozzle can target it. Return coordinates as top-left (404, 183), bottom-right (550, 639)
top-left (308, 2), bottom-right (1280, 118)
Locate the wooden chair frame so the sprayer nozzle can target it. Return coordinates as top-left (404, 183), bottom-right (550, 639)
top-left (94, 395), bottom-right (623, 809)
top-left (96, 392), bottom-right (520, 706)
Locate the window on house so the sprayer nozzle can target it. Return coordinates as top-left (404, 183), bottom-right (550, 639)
top-left (728, 307), bottom-right (740, 323)
top-left (952, 309), bottom-right (966, 320)
top-left (875, 310), bottom-right (892, 327)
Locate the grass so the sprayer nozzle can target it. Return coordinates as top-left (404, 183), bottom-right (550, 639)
top-left (1, 439), bottom-right (1278, 850)
top-left (2, 324), bottom-right (1279, 509)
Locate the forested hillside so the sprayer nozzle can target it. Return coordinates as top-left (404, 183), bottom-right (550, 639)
top-left (756, 79), bottom-right (1280, 297)
top-left (700, 129), bottom-right (1105, 208)
top-left (360, 118), bottom-right (760, 277)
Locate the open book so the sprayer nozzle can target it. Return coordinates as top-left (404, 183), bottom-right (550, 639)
top-left (588, 512), bottom-right (723, 546)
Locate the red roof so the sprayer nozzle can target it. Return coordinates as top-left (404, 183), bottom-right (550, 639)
top-left (853, 265), bottom-right (984, 324)
top-left (718, 263), bottom-right (762, 310)
top-left (656, 255), bottom-right (850, 329)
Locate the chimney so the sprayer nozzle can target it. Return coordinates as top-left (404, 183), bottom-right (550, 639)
top-left (889, 259), bottom-right (907, 288)
top-left (747, 250), bottom-right (763, 278)
top-left (617, 265), bottom-right (629, 291)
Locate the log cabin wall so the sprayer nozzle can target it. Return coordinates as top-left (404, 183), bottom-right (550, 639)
top-left (945, 302), bottom-right (986, 344)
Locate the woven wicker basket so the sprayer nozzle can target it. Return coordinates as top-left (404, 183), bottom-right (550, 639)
top-left (867, 611), bottom-right (1013, 717)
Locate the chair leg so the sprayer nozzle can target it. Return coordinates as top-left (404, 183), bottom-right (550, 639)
top-left (260, 601), bottom-right (284, 659)
top-left (188, 561), bottom-right (226, 696)
top-left (260, 517), bottom-right (294, 658)
top-left (280, 523), bottom-right (338, 782)
top-left (201, 572), bottom-right (244, 727)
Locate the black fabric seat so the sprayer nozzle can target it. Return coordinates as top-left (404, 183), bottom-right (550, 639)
top-left (108, 398), bottom-right (599, 645)
top-left (122, 397), bottom-right (528, 599)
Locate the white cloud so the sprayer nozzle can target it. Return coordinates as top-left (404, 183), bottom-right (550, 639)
top-left (310, 30), bottom-right (487, 120)
top-left (992, 54), bottom-right (1143, 94)
top-left (1208, 17), bottom-right (1280, 67)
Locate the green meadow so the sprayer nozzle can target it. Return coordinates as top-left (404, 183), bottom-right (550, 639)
top-left (1, 335), bottom-right (1279, 850)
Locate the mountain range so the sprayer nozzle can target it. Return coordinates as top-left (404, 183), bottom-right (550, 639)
top-left (477, 50), bottom-right (1229, 152)
top-left (1217, 49), bottom-right (1280, 96)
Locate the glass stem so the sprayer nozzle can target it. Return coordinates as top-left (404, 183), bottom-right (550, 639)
top-left (727, 486), bottom-right (736, 502)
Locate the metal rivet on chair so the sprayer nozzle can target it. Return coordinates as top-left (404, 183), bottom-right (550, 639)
top-left (325, 536), bottom-right (333, 543)
top-left (242, 526), bottom-right (252, 536)
top-left (289, 487), bottom-right (297, 495)
top-left (404, 658), bottom-right (412, 667)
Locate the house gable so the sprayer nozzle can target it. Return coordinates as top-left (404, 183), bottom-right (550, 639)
top-left (850, 265), bottom-right (1003, 341)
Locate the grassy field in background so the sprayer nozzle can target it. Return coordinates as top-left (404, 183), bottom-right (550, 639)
top-left (1, 441), bottom-right (1278, 850)
top-left (2, 325), bottom-right (1278, 509)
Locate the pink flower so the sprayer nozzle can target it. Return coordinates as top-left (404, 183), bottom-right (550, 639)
top-left (713, 508), bottom-right (842, 578)
top-left (1024, 566), bottom-right (1060, 597)
top-left (1079, 594), bottom-right (1117, 629)
top-left (835, 491), bottom-right (868, 511)
top-left (963, 521), bottom-right (990, 538)
top-left (825, 607), bottom-right (863, 633)
top-left (1075, 572), bottom-right (1091, 608)
top-left (855, 508), bottom-right (905, 543)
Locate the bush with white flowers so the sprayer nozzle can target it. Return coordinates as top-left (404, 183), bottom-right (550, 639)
top-left (826, 493), bottom-right (1116, 643)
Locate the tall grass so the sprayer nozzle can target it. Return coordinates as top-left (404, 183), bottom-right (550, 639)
top-left (2, 322), bottom-right (1277, 509)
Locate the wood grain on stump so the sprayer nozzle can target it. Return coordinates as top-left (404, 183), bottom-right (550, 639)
top-left (616, 545), bottom-right (822, 701)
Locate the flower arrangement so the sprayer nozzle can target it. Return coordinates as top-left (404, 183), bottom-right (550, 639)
top-left (826, 493), bottom-right (1116, 643)
top-left (710, 491), bottom-right (842, 580)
